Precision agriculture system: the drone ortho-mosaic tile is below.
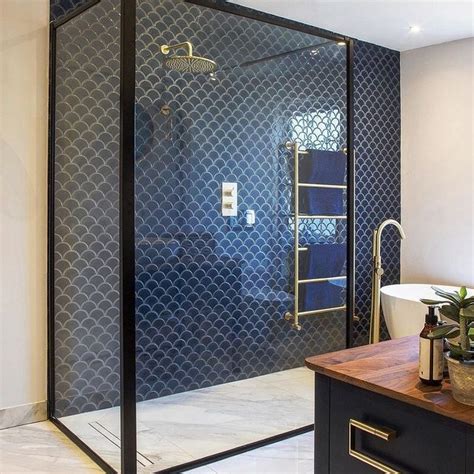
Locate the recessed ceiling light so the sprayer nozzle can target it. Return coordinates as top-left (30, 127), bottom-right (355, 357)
top-left (409, 25), bottom-right (421, 33)
top-left (337, 40), bottom-right (346, 46)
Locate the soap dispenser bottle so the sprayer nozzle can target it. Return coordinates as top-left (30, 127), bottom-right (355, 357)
top-left (419, 306), bottom-right (443, 386)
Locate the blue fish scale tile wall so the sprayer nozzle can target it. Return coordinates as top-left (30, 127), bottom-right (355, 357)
top-left (134, 0), bottom-right (348, 402)
top-left (51, 0), bottom-right (400, 416)
top-left (53, 0), bottom-right (121, 416)
top-left (353, 40), bottom-right (401, 346)
top-left (51, 0), bottom-right (90, 20)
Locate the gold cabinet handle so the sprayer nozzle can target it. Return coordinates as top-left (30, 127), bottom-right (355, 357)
top-left (349, 419), bottom-right (400, 474)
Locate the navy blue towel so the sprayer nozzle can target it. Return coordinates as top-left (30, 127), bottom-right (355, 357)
top-left (299, 149), bottom-right (346, 185)
top-left (299, 187), bottom-right (343, 215)
top-left (299, 280), bottom-right (346, 312)
top-left (299, 244), bottom-right (346, 280)
top-left (298, 149), bottom-right (346, 216)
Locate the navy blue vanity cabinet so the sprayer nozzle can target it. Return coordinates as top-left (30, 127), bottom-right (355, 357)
top-left (467, 431), bottom-right (474, 473)
top-left (306, 336), bottom-right (474, 474)
top-left (316, 375), bottom-right (470, 473)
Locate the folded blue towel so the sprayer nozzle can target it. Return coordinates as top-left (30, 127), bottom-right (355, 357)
top-left (299, 244), bottom-right (346, 280)
top-left (299, 187), bottom-right (343, 215)
top-left (299, 149), bottom-right (346, 185)
top-left (298, 149), bottom-right (346, 216)
top-left (299, 280), bottom-right (346, 312)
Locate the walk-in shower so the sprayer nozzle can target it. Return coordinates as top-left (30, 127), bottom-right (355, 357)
top-left (48, 0), bottom-right (354, 472)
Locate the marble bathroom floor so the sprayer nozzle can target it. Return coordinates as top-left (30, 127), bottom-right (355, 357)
top-left (0, 422), bottom-right (313, 474)
top-left (187, 431), bottom-right (314, 474)
top-left (60, 367), bottom-right (314, 472)
top-left (0, 421), bottom-right (102, 473)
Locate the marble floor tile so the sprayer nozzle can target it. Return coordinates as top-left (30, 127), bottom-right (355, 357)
top-left (59, 367), bottom-right (314, 472)
top-left (256, 367), bottom-right (312, 384)
top-left (187, 432), bottom-right (314, 474)
top-left (0, 421), bottom-right (103, 473)
top-left (61, 410), bottom-right (193, 471)
top-left (0, 401), bottom-right (47, 430)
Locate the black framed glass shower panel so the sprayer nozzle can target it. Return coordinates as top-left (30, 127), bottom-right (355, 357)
top-left (48, 0), bottom-right (354, 473)
top-left (184, 0), bottom-right (355, 349)
top-left (134, 0), bottom-right (354, 472)
top-left (48, 0), bottom-right (135, 472)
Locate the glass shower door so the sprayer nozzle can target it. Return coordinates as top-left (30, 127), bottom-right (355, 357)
top-left (133, 0), bottom-right (350, 471)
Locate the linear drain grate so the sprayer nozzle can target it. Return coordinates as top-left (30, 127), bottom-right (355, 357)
top-left (89, 421), bottom-right (154, 467)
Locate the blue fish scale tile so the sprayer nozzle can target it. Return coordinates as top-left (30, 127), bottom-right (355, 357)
top-left (353, 40), bottom-right (401, 346)
top-left (53, 0), bottom-right (121, 416)
top-left (133, 0), bottom-right (347, 403)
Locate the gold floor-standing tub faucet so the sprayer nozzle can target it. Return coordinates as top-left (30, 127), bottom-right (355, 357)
top-left (369, 219), bottom-right (406, 344)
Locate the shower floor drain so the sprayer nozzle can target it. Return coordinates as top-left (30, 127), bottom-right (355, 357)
top-left (88, 421), bottom-right (154, 468)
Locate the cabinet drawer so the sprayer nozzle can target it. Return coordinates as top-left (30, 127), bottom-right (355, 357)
top-left (467, 431), bottom-right (474, 473)
top-left (328, 379), bottom-right (467, 473)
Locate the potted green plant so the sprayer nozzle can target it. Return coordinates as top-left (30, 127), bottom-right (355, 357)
top-left (420, 286), bottom-right (474, 405)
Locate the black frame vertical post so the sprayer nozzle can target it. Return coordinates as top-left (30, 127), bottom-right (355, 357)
top-left (346, 39), bottom-right (355, 348)
top-left (120, 0), bottom-right (137, 472)
top-left (47, 22), bottom-right (57, 419)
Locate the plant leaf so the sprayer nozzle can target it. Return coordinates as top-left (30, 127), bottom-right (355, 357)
top-left (428, 324), bottom-right (459, 338)
top-left (439, 305), bottom-right (460, 322)
top-left (461, 296), bottom-right (474, 306)
top-left (460, 306), bottom-right (474, 319)
top-left (448, 342), bottom-right (463, 358)
top-left (447, 342), bottom-right (474, 360)
top-left (432, 287), bottom-right (461, 305)
top-left (444, 329), bottom-right (460, 339)
top-left (459, 286), bottom-right (467, 299)
top-left (420, 299), bottom-right (449, 305)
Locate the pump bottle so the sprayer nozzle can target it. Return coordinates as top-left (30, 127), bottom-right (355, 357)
top-left (419, 306), bottom-right (443, 386)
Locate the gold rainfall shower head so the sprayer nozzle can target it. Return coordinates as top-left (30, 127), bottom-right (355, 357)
top-left (160, 41), bottom-right (217, 74)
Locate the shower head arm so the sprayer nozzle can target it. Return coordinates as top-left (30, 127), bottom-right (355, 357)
top-left (161, 42), bottom-right (193, 57)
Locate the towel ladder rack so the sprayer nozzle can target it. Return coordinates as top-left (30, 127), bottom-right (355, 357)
top-left (298, 183), bottom-right (347, 189)
top-left (298, 214), bottom-right (347, 220)
top-left (283, 141), bottom-right (347, 330)
top-left (299, 276), bottom-right (346, 284)
top-left (289, 213), bottom-right (347, 219)
top-left (296, 305), bottom-right (347, 317)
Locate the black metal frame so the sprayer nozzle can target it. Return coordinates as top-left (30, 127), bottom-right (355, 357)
top-left (119, 0), bottom-right (137, 472)
top-left (47, 0), bottom-right (355, 473)
top-left (48, 3), bottom-right (118, 472)
top-left (159, 424), bottom-right (314, 474)
top-left (185, 0), bottom-right (355, 349)
top-left (346, 39), bottom-right (355, 348)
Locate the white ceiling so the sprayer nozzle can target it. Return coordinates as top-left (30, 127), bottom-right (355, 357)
top-left (229, 0), bottom-right (474, 51)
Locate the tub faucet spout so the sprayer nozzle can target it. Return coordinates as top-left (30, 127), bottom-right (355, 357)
top-left (369, 219), bottom-right (406, 344)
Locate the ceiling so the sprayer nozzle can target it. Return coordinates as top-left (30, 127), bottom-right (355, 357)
top-left (229, 0), bottom-right (474, 51)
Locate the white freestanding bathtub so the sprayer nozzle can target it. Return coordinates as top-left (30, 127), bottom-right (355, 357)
top-left (381, 284), bottom-right (474, 339)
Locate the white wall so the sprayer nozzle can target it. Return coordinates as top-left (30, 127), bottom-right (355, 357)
top-left (0, 0), bottom-right (49, 409)
top-left (401, 38), bottom-right (474, 288)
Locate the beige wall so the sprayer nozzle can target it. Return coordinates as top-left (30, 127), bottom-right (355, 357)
top-left (0, 0), bottom-right (49, 409)
top-left (401, 38), bottom-right (474, 287)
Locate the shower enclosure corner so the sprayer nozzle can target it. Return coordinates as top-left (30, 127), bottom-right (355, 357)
top-left (48, 0), bottom-right (354, 471)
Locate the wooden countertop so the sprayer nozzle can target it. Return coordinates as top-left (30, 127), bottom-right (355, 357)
top-left (305, 335), bottom-right (474, 426)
